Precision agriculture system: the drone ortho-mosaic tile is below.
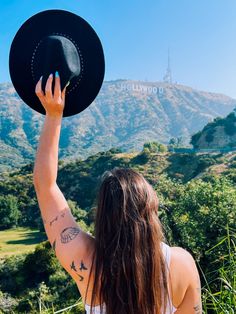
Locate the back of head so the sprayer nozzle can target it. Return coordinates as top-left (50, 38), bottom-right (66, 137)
top-left (86, 167), bottom-right (169, 314)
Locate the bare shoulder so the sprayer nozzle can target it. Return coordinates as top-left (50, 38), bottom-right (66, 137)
top-left (169, 246), bottom-right (202, 313)
top-left (170, 246), bottom-right (196, 267)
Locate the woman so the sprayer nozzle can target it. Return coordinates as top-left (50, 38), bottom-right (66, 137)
top-left (33, 72), bottom-right (202, 314)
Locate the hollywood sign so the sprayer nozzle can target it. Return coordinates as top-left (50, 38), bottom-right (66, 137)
top-left (109, 83), bottom-right (164, 95)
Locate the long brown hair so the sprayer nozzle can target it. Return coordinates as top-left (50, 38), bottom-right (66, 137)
top-left (85, 167), bottom-right (170, 314)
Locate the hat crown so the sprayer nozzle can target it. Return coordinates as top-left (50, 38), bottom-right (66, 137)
top-left (33, 35), bottom-right (81, 91)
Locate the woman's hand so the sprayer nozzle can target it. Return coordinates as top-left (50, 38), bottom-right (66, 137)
top-left (35, 72), bottom-right (68, 118)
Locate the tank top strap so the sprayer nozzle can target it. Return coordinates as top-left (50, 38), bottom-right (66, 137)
top-left (160, 241), bottom-right (171, 270)
top-left (160, 242), bottom-right (177, 314)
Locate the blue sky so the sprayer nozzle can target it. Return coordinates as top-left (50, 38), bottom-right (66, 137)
top-left (1, 0), bottom-right (236, 97)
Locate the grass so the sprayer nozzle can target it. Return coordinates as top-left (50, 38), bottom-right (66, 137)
top-left (0, 227), bottom-right (46, 258)
top-left (200, 225), bottom-right (236, 314)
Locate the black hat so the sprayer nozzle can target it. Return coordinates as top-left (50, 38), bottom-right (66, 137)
top-left (9, 9), bottom-right (105, 117)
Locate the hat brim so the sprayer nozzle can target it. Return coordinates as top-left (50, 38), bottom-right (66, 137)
top-left (9, 9), bottom-right (105, 117)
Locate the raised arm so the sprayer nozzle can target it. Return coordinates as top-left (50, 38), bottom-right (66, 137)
top-left (33, 73), bottom-right (94, 290)
top-left (33, 72), bottom-right (67, 188)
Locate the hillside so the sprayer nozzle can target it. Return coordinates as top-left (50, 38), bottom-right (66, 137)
top-left (1, 80), bottom-right (236, 171)
top-left (1, 148), bottom-right (235, 223)
top-left (190, 109), bottom-right (236, 149)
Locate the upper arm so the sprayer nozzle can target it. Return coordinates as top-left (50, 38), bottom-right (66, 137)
top-left (34, 183), bottom-right (94, 285)
top-left (173, 248), bottom-right (202, 314)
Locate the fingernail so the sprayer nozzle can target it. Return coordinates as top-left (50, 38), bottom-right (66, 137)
top-left (55, 71), bottom-right (59, 77)
top-left (49, 73), bottom-right (53, 78)
top-left (40, 76), bottom-right (43, 80)
top-left (66, 81), bottom-right (70, 87)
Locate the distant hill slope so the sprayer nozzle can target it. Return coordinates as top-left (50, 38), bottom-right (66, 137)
top-left (1, 149), bottom-right (236, 216)
top-left (190, 109), bottom-right (236, 149)
top-left (1, 80), bottom-right (236, 171)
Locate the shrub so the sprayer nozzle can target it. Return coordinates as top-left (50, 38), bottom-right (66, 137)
top-left (22, 241), bottom-right (60, 288)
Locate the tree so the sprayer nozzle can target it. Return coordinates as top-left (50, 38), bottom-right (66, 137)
top-left (168, 137), bottom-right (184, 148)
top-left (190, 131), bottom-right (202, 148)
top-left (143, 141), bottom-right (167, 153)
top-left (168, 138), bottom-right (177, 146)
top-left (22, 241), bottom-right (60, 288)
top-left (176, 136), bottom-right (184, 147)
top-left (0, 195), bottom-right (21, 229)
top-left (67, 199), bottom-right (90, 231)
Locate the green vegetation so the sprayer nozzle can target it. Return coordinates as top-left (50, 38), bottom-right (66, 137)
top-left (143, 141), bottom-right (168, 153)
top-left (190, 108), bottom-right (236, 148)
top-left (0, 242), bottom-right (80, 313)
top-left (201, 226), bottom-right (236, 313)
top-left (0, 195), bottom-right (20, 229)
top-left (0, 146), bottom-right (235, 313)
top-left (205, 128), bottom-right (216, 143)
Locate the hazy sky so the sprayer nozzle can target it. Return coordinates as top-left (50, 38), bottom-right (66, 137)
top-left (1, 0), bottom-right (236, 98)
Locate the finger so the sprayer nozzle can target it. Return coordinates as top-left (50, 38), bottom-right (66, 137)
top-left (54, 71), bottom-right (61, 100)
top-left (35, 76), bottom-right (45, 99)
top-left (45, 73), bottom-right (53, 99)
top-left (61, 81), bottom-right (70, 99)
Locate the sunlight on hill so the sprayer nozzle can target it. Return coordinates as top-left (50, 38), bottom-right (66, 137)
top-left (0, 227), bottom-right (46, 258)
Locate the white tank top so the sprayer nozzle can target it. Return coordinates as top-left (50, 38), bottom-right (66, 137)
top-left (84, 241), bottom-right (177, 314)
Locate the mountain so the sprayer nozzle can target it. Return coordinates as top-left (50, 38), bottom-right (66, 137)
top-left (190, 109), bottom-right (236, 149)
top-left (1, 80), bottom-right (236, 171)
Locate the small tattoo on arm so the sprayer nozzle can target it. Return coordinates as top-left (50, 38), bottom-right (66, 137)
top-left (79, 260), bottom-right (88, 270)
top-left (193, 304), bottom-right (201, 314)
top-left (77, 274), bottom-right (84, 281)
top-left (78, 274), bottom-right (84, 281)
top-left (50, 216), bottom-right (58, 226)
top-left (70, 261), bottom-right (77, 272)
top-left (61, 206), bottom-right (70, 217)
top-left (70, 260), bottom-right (87, 282)
top-left (60, 227), bottom-right (81, 244)
top-left (44, 207), bottom-right (70, 227)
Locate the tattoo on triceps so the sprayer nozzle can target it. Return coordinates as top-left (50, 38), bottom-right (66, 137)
top-left (77, 274), bottom-right (84, 281)
top-left (60, 227), bottom-right (81, 244)
top-left (70, 261), bottom-right (77, 272)
top-left (193, 304), bottom-right (201, 314)
top-left (50, 215), bottom-right (58, 226)
top-left (49, 207), bottom-right (70, 227)
top-left (79, 260), bottom-right (88, 271)
top-left (70, 260), bottom-right (87, 282)
top-left (60, 208), bottom-right (68, 218)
